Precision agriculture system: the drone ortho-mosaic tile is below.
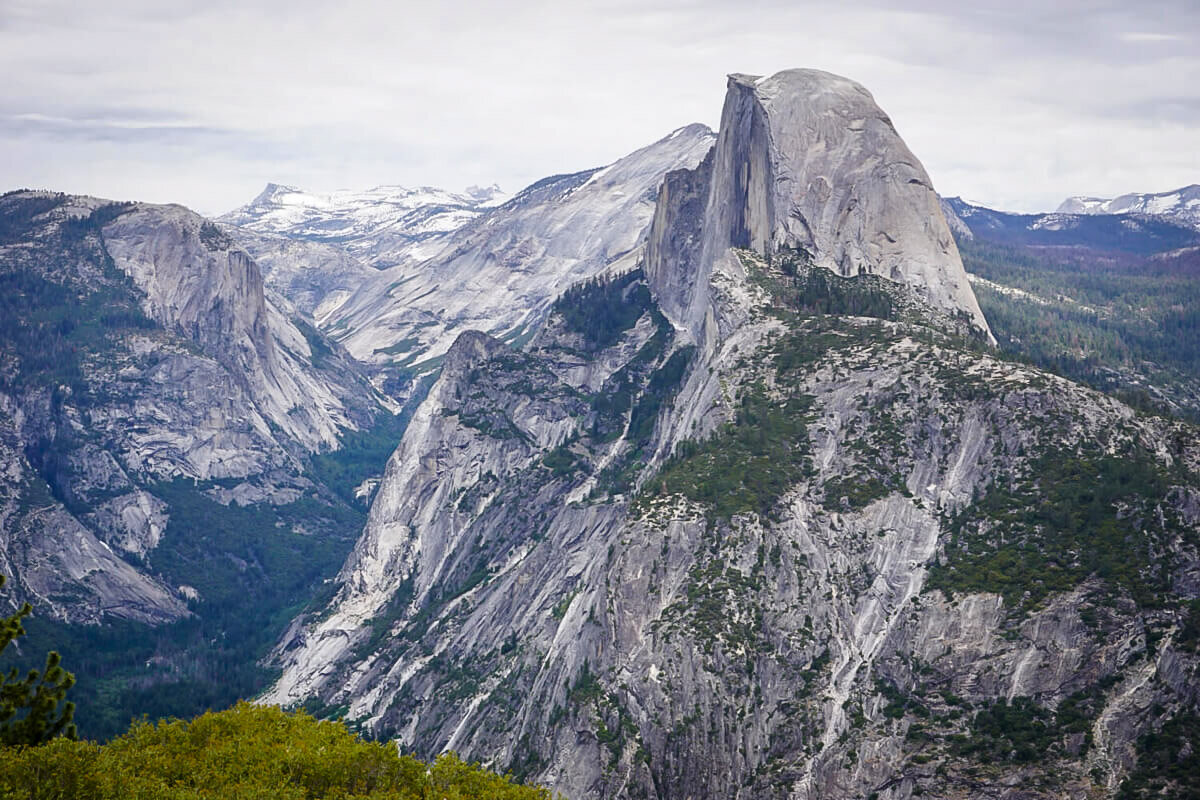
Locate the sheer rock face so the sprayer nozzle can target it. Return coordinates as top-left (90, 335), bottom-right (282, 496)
top-left (102, 204), bottom-right (381, 455)
top-left (221, 231), bottom-right (376, 325)
top-left (318, 124), bottom-right (716, 391)
top-left (263, 70), bottom-right (1200, 800)
top-left (0, 192), bottom-right (384, 624)
top-left (647, 70), bottom-right (991, 341)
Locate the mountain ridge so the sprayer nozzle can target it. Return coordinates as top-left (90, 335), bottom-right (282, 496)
top-left (220, 182), bottom-right (508, 269)
top-left (1057, 184), bottom-right (1200, 228)
top-left (253, 69), bottom-right (1200, 800)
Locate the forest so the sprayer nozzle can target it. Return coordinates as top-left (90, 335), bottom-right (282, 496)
top-left (961, 237), bottom-right (1200, 420)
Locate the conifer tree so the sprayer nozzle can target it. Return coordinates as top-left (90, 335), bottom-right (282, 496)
top-left (0, 576), bottom-right (76, 745)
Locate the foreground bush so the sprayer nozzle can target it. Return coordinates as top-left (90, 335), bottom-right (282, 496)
top-left (0, 702), bottom-right (552, 799)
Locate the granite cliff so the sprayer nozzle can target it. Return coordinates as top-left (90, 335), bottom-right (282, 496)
top-left (265, 70), bottom-right (1199, 800)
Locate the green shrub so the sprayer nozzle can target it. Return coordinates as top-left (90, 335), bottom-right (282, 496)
top-left (0, 702), bottom-right (554, 799)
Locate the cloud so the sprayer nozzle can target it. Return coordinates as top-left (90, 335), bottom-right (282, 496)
top-left (1, 0), bottom-right (1197, 214)
top-left (1120, 32), bottom-right (1189, 43)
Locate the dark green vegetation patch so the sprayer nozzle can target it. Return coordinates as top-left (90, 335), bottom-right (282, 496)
top-left (646, 387), bottom-right (814, 520)
top-left (963, 236), bottom-right (1200, 421)
top-left (553, 268), bottom-right (653, 351)
top-left (927, 449), bottom-right (1178, 611)
top-left (7, 480), bottom-right (363, 740)
top-left (0, 196), bottom-right (154, 395)
top-left (1117, 714), bottom-right (1200, 800)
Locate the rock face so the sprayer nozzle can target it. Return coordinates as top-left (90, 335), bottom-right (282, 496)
top-left (321, 124), bottom-right (715, 386)
top-left (266, 70), bottom-right (1200, 800)
top-left (647, 71), bottom-right (990, 340)
top-left (220, 230), bottom-right (376, 325)
top-left (1057, 184), bottom-right (1200, 228)
top-left (0, 191), bottom-right (385, 624)
top-left (102, 204), bottom-right (380, 455)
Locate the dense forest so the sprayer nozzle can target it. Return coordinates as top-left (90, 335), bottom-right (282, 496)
top-left (961, 237), bottom-right (1200, 420)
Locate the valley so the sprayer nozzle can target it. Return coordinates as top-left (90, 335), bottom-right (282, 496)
top-left (1, 67), bottom-right (1198, 800)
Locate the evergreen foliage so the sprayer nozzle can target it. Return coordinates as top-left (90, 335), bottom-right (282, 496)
top-left (1117, 714), bottom-right (1200, 800)
top-left (0, 198), bottom-right (154, 396)
top-left (307, 411), bottom-right (412, 507)
top-left (645, 386), bottom-right (814, 520)
top-left (927, 449), bottom-right (1175, 611)
top-left (770, 247), bottom-right (897, 320)
top-left (962, 236), bottom-right (1200, 420)
top-left (552, 269), bottom-right (652, 351)
top-left (952, 697), bottom-right (1055, 764)
top-left (0, 577), bottom-right (76, 746)
top-left (0, 702), bottom-right (553, 799)
top-left (5, 485), bottom-right (362, 740)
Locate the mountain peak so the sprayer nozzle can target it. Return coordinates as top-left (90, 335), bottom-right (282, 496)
top-left (647, 67), bottom-right (991, 339)
top-left (1056, 184), bottom-right (1200, 227)
top-left (250, 182), bottom-right (301, 205)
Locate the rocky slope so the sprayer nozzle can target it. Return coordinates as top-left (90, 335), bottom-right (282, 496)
top-left (320, 124), bottom-right (716, 390)
top-left (1058, 184), bottom-right (1200, 229)
top-left (0, 191), bottom-right (385, 625)
top-left (265, 70), bottom-right (1200, 800)
top-left (221, 230), bottom-right (377, 325)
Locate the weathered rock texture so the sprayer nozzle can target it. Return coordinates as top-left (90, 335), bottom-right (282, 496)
top-left (267, 71), bottom-right (1199, 800)
top-left (314, 125), bottom-right (715, 395)
top-left (0, 191), bottom-right (384, 623)
top-left (647, 70), bottom-right (990, 341)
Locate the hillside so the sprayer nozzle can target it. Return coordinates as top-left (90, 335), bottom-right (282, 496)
top-left (261, 70), bottom-right (1200, 800)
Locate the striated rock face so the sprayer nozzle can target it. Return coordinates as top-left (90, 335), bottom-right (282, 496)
top-left (102, 204), bottom-right (382, 455)
top-left (0, 191), bottom-right (385, 624)
top-left (647, 70), bottom-right (991, 340)
top-left (213, 230), bottom-right (376, 326)
top-left (266, 69), bottom-right (1200, 800)
top-left (0, 391), bottom-right (186, 624)
top-left (319, 124), bottom-right (715, 394)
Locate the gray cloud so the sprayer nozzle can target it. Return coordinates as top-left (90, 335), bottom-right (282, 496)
top-left (1, 0), bottom-right (1197, 214)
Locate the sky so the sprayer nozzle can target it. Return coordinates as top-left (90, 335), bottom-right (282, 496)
top-left (2, 0), bottom-right (1197, 216)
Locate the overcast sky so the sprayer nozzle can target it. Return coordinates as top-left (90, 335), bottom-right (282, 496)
top-left (2, 0), bottom-right (1197, 215)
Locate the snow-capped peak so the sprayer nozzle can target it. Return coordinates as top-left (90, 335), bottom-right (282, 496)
top-left (1056, 184), bottom-right (1200, 228)
top-left (219, 182), bottom-right (509, 268)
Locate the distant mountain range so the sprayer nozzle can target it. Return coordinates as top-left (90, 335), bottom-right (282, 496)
top-left (220, 182), bottom-right (507, 268)
top-left (1057, 184), bottom-right (1200, 228)
top-left (940, 195), bottom-right (1200, 254)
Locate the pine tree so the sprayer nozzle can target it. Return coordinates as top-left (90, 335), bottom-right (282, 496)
top-left (0, 576), bottom-right (76, 745)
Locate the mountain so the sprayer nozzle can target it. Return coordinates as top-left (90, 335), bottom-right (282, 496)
top-left (319, 123), bottom-right (716, 392)
top-left (0, 190), bottom-right (405, 736)
top-left (1058, 184), bottom-right (1200, 228)
top-left (942, 196), bottom-right (1200, 254)
top-left (645, 73), bottom-right (989, 339)
top-left (4, 67), bottom-right (1199, 799)
top-left (220, 183), bottom-right (507, 269)
top-left (219, 230), bottom-right (377, 324)
top-left (262, 70), bottom-right (1200, 800)
top-left (936, 196), bottom-right (1200, 421)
